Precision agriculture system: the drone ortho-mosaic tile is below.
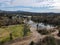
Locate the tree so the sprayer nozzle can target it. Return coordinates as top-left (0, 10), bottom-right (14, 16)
top-left (23, 24), bottom-right (30, 36)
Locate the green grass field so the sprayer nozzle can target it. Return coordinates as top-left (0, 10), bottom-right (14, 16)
top-left (0, 24), bottom-right (30, 44)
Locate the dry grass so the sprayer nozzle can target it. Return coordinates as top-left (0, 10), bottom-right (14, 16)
top-left (0, 24), bottom-right (30, 44)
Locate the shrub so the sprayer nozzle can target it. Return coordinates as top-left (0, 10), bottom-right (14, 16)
top-left (37, 29), bottom-right (49, 35)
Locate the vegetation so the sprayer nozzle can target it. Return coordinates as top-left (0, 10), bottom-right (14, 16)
top-left (31, 15), bottom-right (60, 26)
top-left (37, 29), bottom-right (49, 35)
top-left (0, 12), bottom-right (60, 45)
top-left (0, 24), bottom-right (30, 44)
top-left (37, 29), bottom-right (55, 35)
top-left (0, 15), bottom-right (24, 27)
top-left (35, 36), bottom-right (56, 45)
top-left (0, 13), bottom-right (60, 26)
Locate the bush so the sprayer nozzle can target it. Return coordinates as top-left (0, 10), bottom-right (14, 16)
top-left (37, 29), bottom-right (55, 35)
top-left (37, 29), bottom-right (49, 35)
top-left (36, 36), bottom-right (56, 45)
top-left (42, 36), bottom-right (56, 45)
top-left (23, 24), bottom-right (30, 36)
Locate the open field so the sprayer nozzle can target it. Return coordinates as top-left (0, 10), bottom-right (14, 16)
top-left (0, 24), bottom-right (30, 44)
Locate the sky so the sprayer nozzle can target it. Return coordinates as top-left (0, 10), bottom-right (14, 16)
top-left (0, 0), bottom-right (60, 12)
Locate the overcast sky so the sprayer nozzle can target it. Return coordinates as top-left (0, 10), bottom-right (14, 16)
top-left (0, 0), bottom-right (60, 12)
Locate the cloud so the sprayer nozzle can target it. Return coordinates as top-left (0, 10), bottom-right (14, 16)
top-left (52, 0), bottom-right (60, 9)
top-left (0, 0), bottom-right (60, 12)
top-left (0, 0), bottom-right (54, 8)
top-left (10, 0), bottom-right (54, 8)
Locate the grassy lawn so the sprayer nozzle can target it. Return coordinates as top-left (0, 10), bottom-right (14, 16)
top-left (0, 24), bottom-right (30, 44)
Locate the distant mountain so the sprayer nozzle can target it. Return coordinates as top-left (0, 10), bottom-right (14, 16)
top-left (0, 10), bottom-right (4, 13)
top-left (0, 10), bottom-right (60, 16)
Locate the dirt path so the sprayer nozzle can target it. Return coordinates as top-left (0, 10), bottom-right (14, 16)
top-left (30, 27), bottom-right (47, 43)
top-left (3, 22), bottom-right (59, 45)
top-left (3, 24), bottom-right (47, 45)
top-left (11, 25), bottom-right (58, 45)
